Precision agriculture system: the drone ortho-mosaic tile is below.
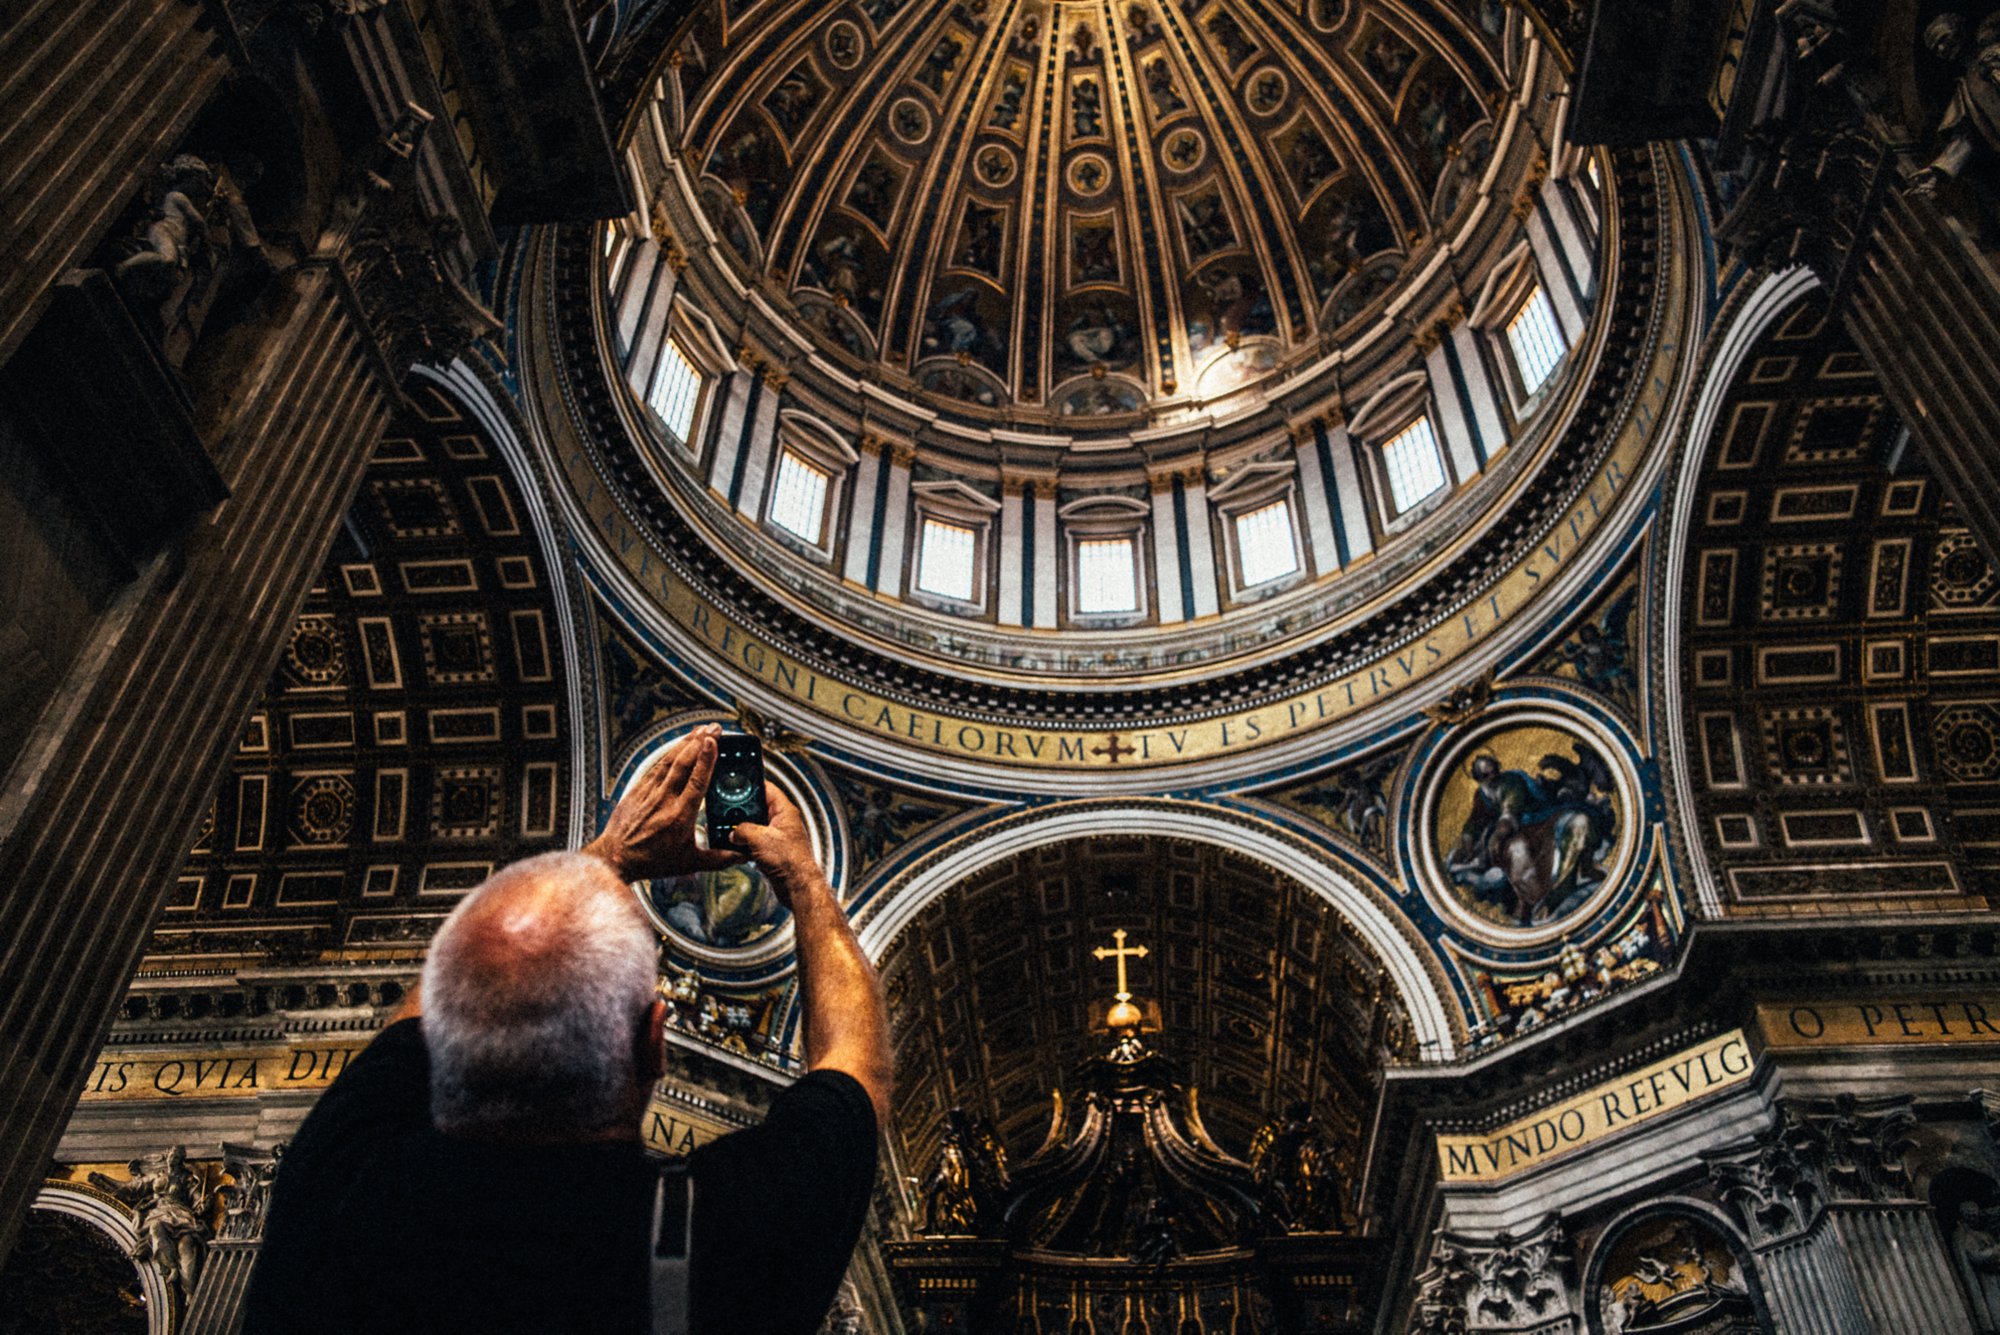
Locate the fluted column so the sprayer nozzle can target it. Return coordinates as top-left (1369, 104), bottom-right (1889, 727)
top-left (0, 264), bottom-right (391, 1257)
top-left (0, 0), bottom-right (232, 365)
top-left (182, 1144), bottom-right (283, 1335)
top-left (1846, 186), bottom-right (2000, 563)
top-left (1809, 1095), bottom-right (1975, 1334)
top-left (1831, 1203), bottom-right (1976, 1335)
top-left (1702, 1096), bottom-right (1972, 1335)
top-left (1750, 1221), bottom-right (1873, 1333)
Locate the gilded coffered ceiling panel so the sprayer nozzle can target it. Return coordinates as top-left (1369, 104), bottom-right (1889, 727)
top-left (139, 378), bottom-right (575, 973)
top-left (1674, 292), bottom-right (1999, 910)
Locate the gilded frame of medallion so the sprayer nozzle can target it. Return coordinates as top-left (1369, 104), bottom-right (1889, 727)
top-left (1407, 699), bottom-right (1645, 949)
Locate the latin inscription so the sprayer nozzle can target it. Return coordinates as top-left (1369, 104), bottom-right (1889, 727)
top-left (1757, 998), bottom-right (2000, 1049)
top-left (82, 1041), bottom-right (744, 1151)
top-left (1436, 1030), bottom-right (1753, 1183)
top-left (643, 1106), bottom-right (730, 1156)
top-left (81, 1045), bottom-right (364, 1101)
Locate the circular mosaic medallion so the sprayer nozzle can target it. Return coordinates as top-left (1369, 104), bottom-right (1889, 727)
top-left (889, 96), bottom-right (933, 145)
top-left (1161, 128), bottom-right (1206, 173)
top-left (1306, 0), bottom-right (1347, 32)
top-left (975, 144), bottom-right (1018, 188)
top-left (1414, 707), bottom-right (1638, 942)
top-left (293, 775), bottom-right (356, 845)
top-left (1245, 66), bottom-right (1288, 116)
top-left (1067, 152), bottom-right (1112, 197)
top-left (825, 20), bottom-right (865, 70)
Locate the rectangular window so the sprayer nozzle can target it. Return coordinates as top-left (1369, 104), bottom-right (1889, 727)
top-left (916, 518), bottom-right (978, 602)
top-left (648, 339), bottom-right (704, 446)
top-left (767, 449), bottom-right (831, 544)
top-left (1382, 417), bottom-right (1447, 513)
top-left (1076, 537), bottom-right (1139, 614)
top-left (1234, 498), bottom-right (1299, 587)
top-left (1506, 283), bottom-right (1567, 395)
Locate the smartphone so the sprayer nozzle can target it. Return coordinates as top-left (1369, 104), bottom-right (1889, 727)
top-left (705, 734), bottom-right (768, 849)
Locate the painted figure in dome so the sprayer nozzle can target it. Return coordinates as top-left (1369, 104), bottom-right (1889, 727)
top-left (1447, 743), bottom-right (1616, 925)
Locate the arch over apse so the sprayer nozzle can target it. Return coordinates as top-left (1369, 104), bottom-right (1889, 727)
top-left (29, 1183), bottom-right (173, 1335)
top-left (1657, 265), bottom-right (1821, 917)
top-left (851, 800), bottom-right (1461, 1061)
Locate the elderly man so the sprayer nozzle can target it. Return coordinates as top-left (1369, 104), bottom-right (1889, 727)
top-left (243, 724), bottom-right (891, 1333)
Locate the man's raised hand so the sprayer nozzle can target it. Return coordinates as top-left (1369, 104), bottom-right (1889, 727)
top-left (583, 724), bottom-right (744, 882)
top-left (728, 784), bottom-right (823, 905)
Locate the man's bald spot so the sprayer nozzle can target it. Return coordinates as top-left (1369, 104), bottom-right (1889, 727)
top-left (445, 854), bottom-right (633, 1014)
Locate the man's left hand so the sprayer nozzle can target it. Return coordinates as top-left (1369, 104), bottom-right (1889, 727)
top-left (583, 724), bottom-right (743, 882)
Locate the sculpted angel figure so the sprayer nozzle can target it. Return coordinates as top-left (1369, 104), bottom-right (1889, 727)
top-left (91, 1144), bottom-right (212, 1301)
top-left (1953, 1199), bottom-right (2000, 1332)
top-left (1914, 14), bottom-right (2000, 202)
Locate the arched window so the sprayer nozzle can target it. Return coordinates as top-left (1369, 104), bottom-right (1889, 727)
top-left (1381, 416), bottom-right (1447, 514)
top-left (909, 480), bottom-right (1002, 611)
top-left (767, 450), bottom-right (832, 545)
top-left (1076, 536), bottom-right (1140, 613)
top-left (1208, 458), bottom-right (1309, 599)
top-left (1060, 496), bottom-right (1152, 622)
top-left (1233, 499), bottom-right (1299, 587)
top-left (1505, 282), bottom-right (1568, 395)
top-left (917, 517), bottom-right (979, 602)
top-left (646, 339), bottom-right (705, 447)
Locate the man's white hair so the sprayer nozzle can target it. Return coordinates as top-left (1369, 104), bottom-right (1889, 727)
top-left (421, 851), bottom-right (659, 1137)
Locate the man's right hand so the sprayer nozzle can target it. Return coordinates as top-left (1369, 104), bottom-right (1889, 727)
top-left (583, 724), bottom-right (742, 882)
top-left (732, 784), bottom-right (892, 1125)
top-left (730, 785), bottom-right (823, 905)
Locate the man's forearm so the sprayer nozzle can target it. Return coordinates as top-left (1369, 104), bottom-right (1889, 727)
top-left (787, 873), bottom-right (893, 1124)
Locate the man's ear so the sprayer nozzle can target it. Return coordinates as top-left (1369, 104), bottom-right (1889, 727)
top-left (639, 997), bottom-right (669, 1085)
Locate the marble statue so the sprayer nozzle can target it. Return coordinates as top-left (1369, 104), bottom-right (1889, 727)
top-left (1953, 1200), bottom-right (2000, 1334)
top-left (90, 1145), bottom-right (212, 1301)
top-left (1915, 14), bottom-right (2000, 210)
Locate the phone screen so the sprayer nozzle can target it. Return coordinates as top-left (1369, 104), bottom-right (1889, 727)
top-left (705, 735), bottom-right (768, 848)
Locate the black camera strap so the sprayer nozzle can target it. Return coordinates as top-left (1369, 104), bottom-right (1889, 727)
top-left (650, 1161), bottom-right (694, 1335)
